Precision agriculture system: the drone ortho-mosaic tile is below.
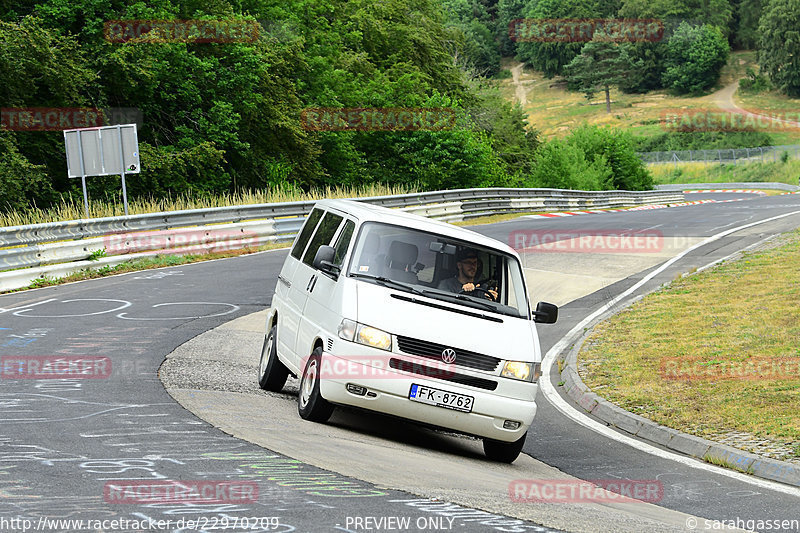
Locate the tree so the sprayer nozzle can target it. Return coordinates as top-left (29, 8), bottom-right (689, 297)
top-left (441, 0), bottom-right (502, 77)
top-left (496, 0), bottom-right (526, 57)
top-left (0, 133), bottom-right (57, 214)
top-left (564, 33), bottom-right (642, 112)
top-left (515, 0), bottom-right (606, 78)
top-left (731, 0), bottom-right (763, 49)
top-left (618, 0), bottom-right (733, 37)
top-left (526, 124), bottom-right (653, 191)
top-left (568, 124), bottom-right (653, 190)
top-left (662, 22), bottom-right (729, 95)
top-left (618, 0), bottom-right (734, 91)
top-left (759, 0), bottom-right (800, 97)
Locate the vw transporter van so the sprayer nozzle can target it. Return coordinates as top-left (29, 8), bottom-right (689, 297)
top-left (258, 199), bottom-right (557, 462)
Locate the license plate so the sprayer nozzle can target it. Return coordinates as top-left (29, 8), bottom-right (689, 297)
top-left (408, 384), bottom-right (474, 413)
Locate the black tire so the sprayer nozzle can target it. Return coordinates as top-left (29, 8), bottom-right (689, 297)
top-left (257, 326), bottom-right (289, 392)
top-left (298, 347), bottom-right (334, 422)
top-left (483, 432), bottom-right (527, 463)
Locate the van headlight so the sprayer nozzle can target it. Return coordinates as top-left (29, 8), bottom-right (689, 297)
top-left (501, 361), bottom-right (534, 382)
top-left (338, 319), bottom-right (392, 351)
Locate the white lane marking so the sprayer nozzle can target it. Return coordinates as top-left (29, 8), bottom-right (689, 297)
top-left (540, 209), bottom-right (800, 497)
top-left (0, 299), bottom-right (58, 315)
top-left (116, 302), bottom-right (240, 320)
top-left (12, 299), bottom-right (132, 318)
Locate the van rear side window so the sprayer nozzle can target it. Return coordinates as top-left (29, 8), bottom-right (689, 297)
top-left (291, 208), bottom-right (324, 260)
top-left (302, 212), bottom-right (344, 266)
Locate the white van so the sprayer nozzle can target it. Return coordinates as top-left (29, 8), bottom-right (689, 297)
top-left (259, 199), bottom-right (557, 462)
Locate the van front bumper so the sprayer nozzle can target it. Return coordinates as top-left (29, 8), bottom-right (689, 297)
top-left (318, 351), bottom-right (537, 442)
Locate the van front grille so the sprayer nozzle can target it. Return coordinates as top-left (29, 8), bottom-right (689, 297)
top-left (396, 336), bottom-right (501, 372)
top-left (389, 359), bottom-right (498, 391)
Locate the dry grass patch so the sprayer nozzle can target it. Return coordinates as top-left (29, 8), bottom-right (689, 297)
top-left (497, 63), bottom-right (728, 139)
top-left (579, 229), bottom-right (800, 447)
top-left (0, 183), bottom-right (416, 227)
top-left (650, 159), bottom-right (800, 186)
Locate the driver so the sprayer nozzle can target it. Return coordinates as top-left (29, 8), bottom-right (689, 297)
top-left (438, 248), bottom-right (498, 301)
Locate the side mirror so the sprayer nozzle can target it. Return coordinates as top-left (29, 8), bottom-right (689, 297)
top-left (312, 245), bottom-right (340, 277)
top-left (533, 301), bottom-right (558, 324)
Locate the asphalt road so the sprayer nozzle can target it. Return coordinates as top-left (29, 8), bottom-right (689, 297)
top-left (1, 191), bottom-right (799, 533)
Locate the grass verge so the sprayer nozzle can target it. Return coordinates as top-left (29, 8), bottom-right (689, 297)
top-left (650, 160), bottom-right (800, 186)
top-left (579, 229), bottom-right (800, 449)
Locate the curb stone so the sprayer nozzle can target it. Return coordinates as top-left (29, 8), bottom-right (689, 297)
top-left (560, 327), bottom-right (800, 488)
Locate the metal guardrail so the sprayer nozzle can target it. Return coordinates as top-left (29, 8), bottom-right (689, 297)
top-left (0, 188), bottom-right (684, 273)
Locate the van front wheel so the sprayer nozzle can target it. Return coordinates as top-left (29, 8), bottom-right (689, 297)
top-left (483, 432), bottom-right (527, 463)
top-left (258, 326), bottom-right (289, 392)
top-left (298, 348), bottom-right (334, 422)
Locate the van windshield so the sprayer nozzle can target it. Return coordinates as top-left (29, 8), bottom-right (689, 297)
top-left (347, 222), bottom-right (529, 318)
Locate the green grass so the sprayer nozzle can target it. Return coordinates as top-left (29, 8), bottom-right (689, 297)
top-left (650, 159), bottom-right (800, 186)
top-left (703, 454), bottom-right (755, 475)
top-left (579, 229), bottom-right (800, 446)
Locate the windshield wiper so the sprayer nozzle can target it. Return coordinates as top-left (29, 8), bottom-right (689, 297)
top-left (349, 273), bottom-right (426, 296)
top-left (421, 288), bottom-right (498, 312)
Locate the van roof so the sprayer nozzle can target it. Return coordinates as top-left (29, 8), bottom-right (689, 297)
top-left (314, 198), bottom-right (518, 256)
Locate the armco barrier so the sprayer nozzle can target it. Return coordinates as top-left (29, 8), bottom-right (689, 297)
top-left (0, 188), bottom-right (684, 288)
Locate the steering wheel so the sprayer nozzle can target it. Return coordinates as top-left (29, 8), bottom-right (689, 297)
top-left (459, 284), bottom-right (497, 301)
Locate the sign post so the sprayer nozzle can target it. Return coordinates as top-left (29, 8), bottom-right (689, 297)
top-left (64, 124), bottom-right (140, 218)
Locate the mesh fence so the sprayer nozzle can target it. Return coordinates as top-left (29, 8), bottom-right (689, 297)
top-left (637, 145), bottom-right (800, 165)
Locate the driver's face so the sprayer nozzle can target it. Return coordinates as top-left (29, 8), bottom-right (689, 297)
top-left (458, 258), bottom-right (478, 277)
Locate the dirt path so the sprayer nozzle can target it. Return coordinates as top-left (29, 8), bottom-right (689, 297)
top-left (711, 79), bottom-right (800, 127)
top-left (511, 61), bottom-right (527, 106)
top-left (712, 79), bottom-right (740, 111)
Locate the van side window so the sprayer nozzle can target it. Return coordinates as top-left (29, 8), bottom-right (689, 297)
top-left (333, 220), bottom-right (355, 267)
top-left (291, 208), bottom-right (324, 260)
top-left (302, 212), bottom-right (344, 266)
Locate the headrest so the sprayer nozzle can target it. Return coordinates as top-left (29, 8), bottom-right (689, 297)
top-left (388, 241), bottom-right (418, 267)
top-left (363, 232), bottom-right (381, 253)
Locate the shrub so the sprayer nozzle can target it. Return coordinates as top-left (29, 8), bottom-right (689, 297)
top-left (662, 23), bottom-right (729, 95)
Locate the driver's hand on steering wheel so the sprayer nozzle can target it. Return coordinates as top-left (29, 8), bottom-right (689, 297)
top-left (461, 282), bottom-right (498, 301)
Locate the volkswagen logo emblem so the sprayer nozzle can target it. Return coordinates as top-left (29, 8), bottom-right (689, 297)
top-left (441, 348), bottom-right (457, 364)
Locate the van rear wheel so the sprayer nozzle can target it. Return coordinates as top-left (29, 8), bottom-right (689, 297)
top-left (258, 326), bottom-right (289, 392)
top-left (298, 348), bottom-right (334, 422)
top-left (483, 432), bottom-right (527, 463)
